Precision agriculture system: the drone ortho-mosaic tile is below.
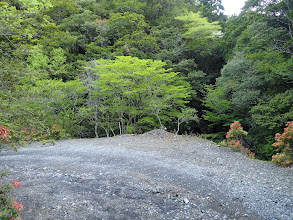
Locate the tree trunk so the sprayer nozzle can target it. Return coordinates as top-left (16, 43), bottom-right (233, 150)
top-left (156, 113), bottom-right (163, 129)
top-left (94, 112), bottom-right (99, 138)
top-left (176, 119), bottom-right (180, 135)
top-left (118, 121), bottom-right (122, 135)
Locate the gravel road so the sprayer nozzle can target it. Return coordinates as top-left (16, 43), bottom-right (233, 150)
top-left (1, 130), bottom-right (292, 220)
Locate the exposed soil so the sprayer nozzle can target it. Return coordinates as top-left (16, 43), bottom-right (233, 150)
top-left (1, 130), bottom-right (293, 220)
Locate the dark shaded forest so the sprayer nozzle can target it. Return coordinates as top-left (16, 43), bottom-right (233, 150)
top-left (1, 0), bottom-right (292, 163)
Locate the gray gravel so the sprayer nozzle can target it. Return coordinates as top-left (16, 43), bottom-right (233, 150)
top-left (1, 130), bottom-right (292, 220)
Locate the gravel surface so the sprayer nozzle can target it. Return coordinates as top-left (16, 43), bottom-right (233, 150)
top-left (1, 130), bottom-right (292, 220)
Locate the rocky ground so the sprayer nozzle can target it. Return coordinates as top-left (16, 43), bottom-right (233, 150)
top-left (1, 130), bottom-right (292, 220)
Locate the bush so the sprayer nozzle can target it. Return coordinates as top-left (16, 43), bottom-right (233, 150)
top-left (50, 124), bottom-right (70, 140)
top-left (0, 125), bottom-right (11, 143)
top-left (226, 121), bottom-right (247, 150)
top-left (0, 125), bottom-right (23, 219)
top-left (223, 121), bottom-right (255, 158)
top-left (272, 121), bottom-right (293, 166)
top-left (0, 177), bottom-right (23, 220)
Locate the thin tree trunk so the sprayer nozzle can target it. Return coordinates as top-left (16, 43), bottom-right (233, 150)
top-left (110, 127), bottom-right (115, 136)
top-left (118, 121), bottom-right (122, 135)
top-left (176, 119), bottom-right (180, 135)
top-left (156, 113), bottom-right (163, 129)
top-left (100, 124), bottom-right (109, 137)
top-left (94, 123), bottom-right (99, 138)
top-left (94, 112), bottom-right (99, 138)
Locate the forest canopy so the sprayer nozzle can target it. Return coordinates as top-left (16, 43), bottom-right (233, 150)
top-left (0, 0), bottom-right (292, 163)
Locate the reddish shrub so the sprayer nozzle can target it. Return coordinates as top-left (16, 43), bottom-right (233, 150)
top-left (0, 125), bottom-right (11, 143)
top-left (272, 121), bottom-right (293, 166)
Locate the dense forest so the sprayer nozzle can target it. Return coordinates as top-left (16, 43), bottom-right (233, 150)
top-left (0, 0), bottom-right (292, 163)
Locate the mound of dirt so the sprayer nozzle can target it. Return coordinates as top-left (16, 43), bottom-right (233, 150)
top-left (142, 129), bottom-right (175, 137)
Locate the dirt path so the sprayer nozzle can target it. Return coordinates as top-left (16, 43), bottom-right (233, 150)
top-left (1, 130), bottom-right (293, 219)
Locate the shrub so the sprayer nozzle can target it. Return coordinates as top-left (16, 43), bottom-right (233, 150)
top-left (0, 125), bottom-right (11, 143)
top-left (0, 177), bottom-right (23, 220)
top-left (50, 124), bottom-right (69, 140)
top-left (18, 127), bottom-right (39, 142)
top-left (244, 148), bottom-right (256, 159)
top-left (0, 125), bottom-right (23, 219)
top-left (272, 121), bottom-right (293, 166)
top-left (226, 121), bottom-right (248, 151)
top-left (224, 121), bottom-right (255, 159)
top-left (226, 121), bottom-right (248, 141)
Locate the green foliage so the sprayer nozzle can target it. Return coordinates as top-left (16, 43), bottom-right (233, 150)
top-left (2, 79), bottom-right (86, 141)
top-left (203, 85), bottom-right (235, 128)
top-left (175, 12), bottom-right (222, 40)
top-left (151, 21), bottom-right (187, 65)
top-left (204, 1), bottom-right (293, 159)
top-left (0, 0), bottom-right (50, 55)
top-left (215, 53), bottom-right (261, 119)
top-left (112, 31), bottom-right (159, 58)
top-left (111, 0), bottom-right (147, 14)
top-left (236, 22), bottom-right (280, 54)
top-left (250, 90), bottom-right (293, 131)
top-left (108, 12), bottom-right (149, 40)
top-left (44, 0), bottom-right (78, 24)
top-left (196, 0), bottom-right (225, 22)
top-left (0, 57), bottom-right (32, 93)
top-left (86, 56), bottom-right (191, 134)
top-left (1, 0), bottom-right (292, 164)
top-left (38, 23), bottom-right (78, 56)
top-left (174, 11), bottom-right (225, 77)
top-left (175, 108), bottom-right (199, 135)
top-left (27, 45), bottom-right (74, 80)
top-left (60, 10), bottom-right (100, 53)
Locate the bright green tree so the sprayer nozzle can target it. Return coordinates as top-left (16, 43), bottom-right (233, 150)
top-left (175, 108), bottom-right (199, 135)
top-left (175, 11), bottom-right (225, 79)
top-left (87, 56), bottom-right (191, 134)
top-left (175, 12), bottom-right (222, 40)
top-left (0, 0), bottom-right (51, 55)
top-left (2, 79), bottom-right (86, 141)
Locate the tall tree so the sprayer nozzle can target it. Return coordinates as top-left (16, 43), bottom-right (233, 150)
top-left (175, 11), bottom-right (222, 39)
top-left (0, 0), bottom-right (51, 55)
top-left (196, 0), bottom-right (225, 22)
top-left (85, 56), bottom-right (191, 135)
top-left (204, 2), bottom-right (293, 158)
